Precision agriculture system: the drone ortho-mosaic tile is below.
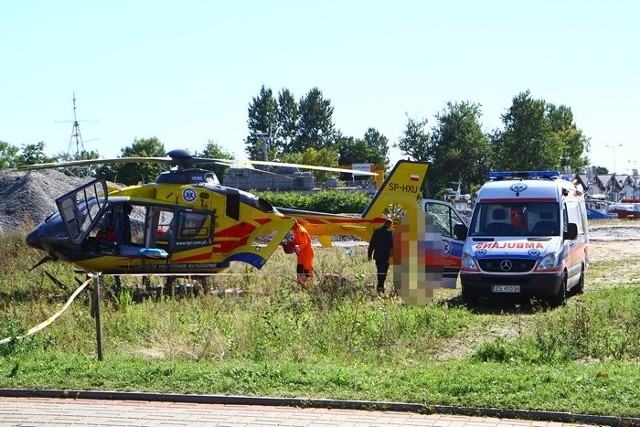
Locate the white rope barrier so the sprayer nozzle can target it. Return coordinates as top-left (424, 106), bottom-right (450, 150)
top-left (0, 248), bottom-right (369, 346)
top-left (0, 278), bottom-right (92, 346)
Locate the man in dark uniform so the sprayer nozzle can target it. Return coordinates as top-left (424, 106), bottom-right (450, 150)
top-left (368, 218), bottom-right (393, 294)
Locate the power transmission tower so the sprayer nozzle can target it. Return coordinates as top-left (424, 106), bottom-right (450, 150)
top-left (69, 92), bottom-right (84, 158)
top-left (61, 92), bottom-right (98, 159)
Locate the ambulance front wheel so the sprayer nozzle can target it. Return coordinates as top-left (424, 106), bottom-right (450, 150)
top-left (548, 272), bottom-right (567, 308)
top-left (461, 285), bottom-right (477, 305)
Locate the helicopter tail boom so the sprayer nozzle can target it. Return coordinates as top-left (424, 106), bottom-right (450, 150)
top-left (361, 160), bottom-right (428, 220)
top-left (281, 160), bottom-right (429, 245)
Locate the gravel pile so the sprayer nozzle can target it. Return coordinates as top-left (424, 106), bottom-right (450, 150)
top-left (0, 169), bottom-right (91, 234)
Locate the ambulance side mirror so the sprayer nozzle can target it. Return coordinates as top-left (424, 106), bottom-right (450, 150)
top-left (454, 223), bottom-right (468, 240)
top-left (564, 223), bottom-right (578, 240)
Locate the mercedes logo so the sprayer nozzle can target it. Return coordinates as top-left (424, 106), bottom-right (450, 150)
top-left (500, 259), bottom-right (513, 271)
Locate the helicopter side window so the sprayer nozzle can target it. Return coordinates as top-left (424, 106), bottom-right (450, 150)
top-left (174, 211), bottom-right (213, 248)
top-left (178, 212), bottom-right (208, 238)
top-left (140, 206), bottom-right (172, 250)
top-left (154, 209), bottom-right (175, 249)
top-left (127, 205), bottom-right (146, 246)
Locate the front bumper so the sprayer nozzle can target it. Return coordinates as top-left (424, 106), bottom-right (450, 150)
top-left (460, 271), bottom-right (564, 299)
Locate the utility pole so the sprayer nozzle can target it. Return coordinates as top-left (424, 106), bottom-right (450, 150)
top-left (255, 130), bottom-right (269, 161)
top-left (605, 143), bottom-right (623, 174)
top-left (256, 125), bottom-right (279, 161)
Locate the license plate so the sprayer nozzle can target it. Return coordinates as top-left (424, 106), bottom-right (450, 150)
top-left (492, 285), bottom-right (520, 293)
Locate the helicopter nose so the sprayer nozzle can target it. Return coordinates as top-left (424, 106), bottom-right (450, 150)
top-left (26, 228), bottom-right (45, 250)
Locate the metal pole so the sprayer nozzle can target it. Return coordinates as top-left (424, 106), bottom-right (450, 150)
top-left (256, 130), bottom-right (268, 161)
top-left (605, 143), bottom-right (622, 173)
top-left (89, 272), bottom-right (104, 361)
top-left (263, 135), bottom-right (268, 161)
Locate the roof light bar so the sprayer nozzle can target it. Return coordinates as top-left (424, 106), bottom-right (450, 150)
top-left (488, 171), bottom-right (561, 180)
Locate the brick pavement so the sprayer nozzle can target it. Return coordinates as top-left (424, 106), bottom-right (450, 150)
top-left (0, 397), bottom-right (602, 427)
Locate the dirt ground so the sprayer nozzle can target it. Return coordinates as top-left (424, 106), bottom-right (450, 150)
top-left (588, 223), bottom-right (640, 262)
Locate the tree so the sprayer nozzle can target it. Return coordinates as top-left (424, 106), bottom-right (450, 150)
top-left (15, 142), bottom-right (57, 166)
top-left (276, 88), bottom-right (298, 155)
top-left (491, 91), bottom-right (551, 170)
top-left (197, 140), bottom-right (235, 183)
top-left (290, 87), bottom-right (336, 153)
top-left (428, 102), bottom-right (490, 197)
top-left (280, 147), bottom-right (340, 183)
top-left (395, 115), bottom-right (432, 162)
top-left (246, 86), bottom-right (278, 161)
top-left (593, 166), bottom-right (608, 175)
top-left (363, 128), bottom-right (390, 167)
top-left (490, 90), bottom-right (588, 172)
top-left (336, 130), bottom-right (388, 167)
top-left (547, 104), bottom-right (590, 172)
top-left (0, 141), bottom-right (19, 169)
top-left (110, 138), bottom-right (166, 185)
top-left (56, 149), bottom-right (101, 177)
top-left (337, 136), bottom-right (372, 166)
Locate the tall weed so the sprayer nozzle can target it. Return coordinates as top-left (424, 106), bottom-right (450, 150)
top-left (472, 287), bottom-right (640, 363)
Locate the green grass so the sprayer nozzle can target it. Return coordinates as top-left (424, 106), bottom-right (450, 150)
top-left (2, 230), bottom-right (640, 418)
top-left (3, 353), bottom-right (640, 416)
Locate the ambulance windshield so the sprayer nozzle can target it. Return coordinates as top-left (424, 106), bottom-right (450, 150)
top-left (469, 202), bottom-right (559, 237)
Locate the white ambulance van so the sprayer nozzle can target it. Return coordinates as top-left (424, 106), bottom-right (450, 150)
top-left (453, 171), bottom-right (589, 306)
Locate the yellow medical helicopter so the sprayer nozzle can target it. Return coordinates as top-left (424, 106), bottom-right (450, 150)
top-left (18, 149), bottom-right (429, 276)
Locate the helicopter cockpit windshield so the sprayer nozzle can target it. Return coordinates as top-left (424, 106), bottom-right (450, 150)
top-left (56, 178), bottom-right (108, 244)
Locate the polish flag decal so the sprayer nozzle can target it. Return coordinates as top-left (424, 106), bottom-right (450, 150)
top-left (410, 174), bottom-right (420, 181)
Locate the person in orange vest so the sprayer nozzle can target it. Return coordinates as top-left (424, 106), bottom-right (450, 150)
top-left (289, 220), bottom-right (314, 284)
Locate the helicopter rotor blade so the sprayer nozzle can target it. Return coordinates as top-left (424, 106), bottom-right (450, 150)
top-left (14, 157), bottom-right (175, 171)
top-left (12, 148), bottom-right (377, 176)
top-left (212, 159), bottom-right (377, 176)
top-left (211, 159), bottom-right (251, 166)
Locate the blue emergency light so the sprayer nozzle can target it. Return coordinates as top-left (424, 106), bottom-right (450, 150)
top-left (489, 171), bottom-right (562, 180)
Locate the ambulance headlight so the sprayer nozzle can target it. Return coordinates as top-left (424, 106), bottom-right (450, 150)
top-left (537, 253), bottom-right (557, 270)
top-left (462, 253), bottom-right (478, 270)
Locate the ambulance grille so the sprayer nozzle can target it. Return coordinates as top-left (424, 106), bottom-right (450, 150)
top-left (479, 258), bottom-right (536, 273)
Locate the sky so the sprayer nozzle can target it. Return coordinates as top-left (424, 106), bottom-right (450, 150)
top-left (1, 1), bottom-right (638, 173)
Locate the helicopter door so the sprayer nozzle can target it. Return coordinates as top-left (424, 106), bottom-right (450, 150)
top-left (56, 178), bottom-right (108, 244)
top-left (145, 207), bottom-right (175, 252)
top-left (106, 204), bottom-right (170, 259)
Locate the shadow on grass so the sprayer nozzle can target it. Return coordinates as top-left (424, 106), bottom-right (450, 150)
top-left (441, 294), bottom-right (564, 315)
